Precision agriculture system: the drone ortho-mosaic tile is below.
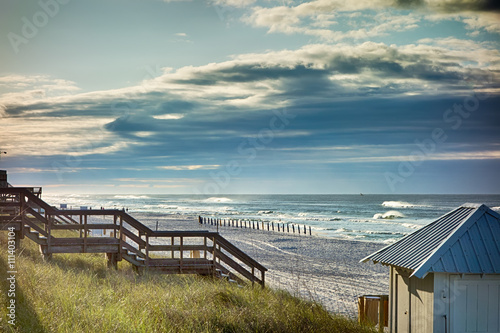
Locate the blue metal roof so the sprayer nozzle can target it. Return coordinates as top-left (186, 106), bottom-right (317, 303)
top-left (361, 203), bottom-right (500, 278)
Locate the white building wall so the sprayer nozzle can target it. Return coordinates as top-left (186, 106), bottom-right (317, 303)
top-left (433, 274), bottom-right (500, 333)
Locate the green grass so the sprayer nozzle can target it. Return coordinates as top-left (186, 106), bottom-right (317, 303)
top-left (0, 232), bottom-right (376, 333)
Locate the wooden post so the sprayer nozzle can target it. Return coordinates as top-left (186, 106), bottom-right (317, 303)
top-left (358, 297), bottom-right (365, 324)
top-left (204, 237), bottom-right (207, 259)
top-left (106, 253), bottom-right (118, 269)
top-left (212, 237), bottom-right (217, 277)
top-left (146, 234), bottom-right (150, 271)
top-left (309, 226), bottom-right (312, 235)
top-left (251, 267), bottom-right (255, 287)
top-left (272, 222), bottom-right (274, 231)
top-left (119, 215), bottom-right (123, 260)
top-left (292, 224), bottom-right (295, 233)
top-left (287, 224), bottom-right (289, 233)
top-left (83, 215), bottom-right (88, 253)
top-left (79, 215), bottom-right (83, 238)
top-left (179, 236), bottom-right (183, 273)
top-left (171, 236), bottom-right (174, 258)
top-left (379, 295), bottom-right (388, 332)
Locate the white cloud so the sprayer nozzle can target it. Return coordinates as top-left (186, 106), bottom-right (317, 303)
top-left (212, 0), bottom-right (257, 8)
top-left (241, 0), bottom-right (500, 41)
top-left (152, 113), bottom-right (185, 120)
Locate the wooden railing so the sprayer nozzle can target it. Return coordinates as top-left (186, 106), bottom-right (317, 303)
top-left (0, 188), bottom-right (266, 286)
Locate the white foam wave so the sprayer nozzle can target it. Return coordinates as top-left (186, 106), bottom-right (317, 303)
top-left (114, 195), bottom-right (150, 199)
top-left (382, 238), bottom-right (399, 244)
top-left (382, 201), bottom-right (426, 208)
top-left (204, 197), bottom-right (232, 203)
top-left (401, 223), bottom-right (423, 230)
top-left (373, 210), bottom-right (405, 219)
top-left (492, 206), bottom-right (500, 211)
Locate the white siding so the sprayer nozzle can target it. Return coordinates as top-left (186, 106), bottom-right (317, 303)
top-left (450, 275), bottom-right (500, 333)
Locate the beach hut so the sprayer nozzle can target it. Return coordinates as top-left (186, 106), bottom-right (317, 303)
top-left (361, 203), bottom-right (500, 333)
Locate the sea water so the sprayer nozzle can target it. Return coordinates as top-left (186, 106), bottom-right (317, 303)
top-left (42, 194), bottom-right (500, 244)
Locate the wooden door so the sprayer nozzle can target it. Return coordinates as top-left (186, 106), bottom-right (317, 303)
top-left (396, 273), bottom-right (410, 333)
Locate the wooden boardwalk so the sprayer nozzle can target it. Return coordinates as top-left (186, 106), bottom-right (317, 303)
top-left (0, 187), bottom-right (266, 286)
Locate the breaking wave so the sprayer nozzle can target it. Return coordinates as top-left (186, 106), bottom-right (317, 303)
top-left (373, 210), bottom-right (405, 219)
top-left (382, 201), bottom-right (427, 208)
top-left (203, 197), bottom-right (233, 203)
top-left (114, 195), bottom-right (150, 199)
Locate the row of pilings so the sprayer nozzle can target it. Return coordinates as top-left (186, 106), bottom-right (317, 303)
top-left (198, 216), bottom-right (312, 236)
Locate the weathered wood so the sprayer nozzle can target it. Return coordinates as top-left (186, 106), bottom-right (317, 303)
top-left (148, 244), bottom-right (209, 252)
top-left (50, 245), bottom-right (119, 253)
top-left (1, 188), bottom-right (268, 286)
top-left (122, 228), bottom-right (147, 247)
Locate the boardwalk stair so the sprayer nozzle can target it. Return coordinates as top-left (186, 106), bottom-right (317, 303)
top-left (0, 187), bottom-right (266, 286)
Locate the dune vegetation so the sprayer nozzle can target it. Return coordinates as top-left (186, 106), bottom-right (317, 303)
top-left (0, 231), bottom-right (375, 333)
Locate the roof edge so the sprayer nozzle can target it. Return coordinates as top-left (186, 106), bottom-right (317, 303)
top-left (410, 204), bottom-right (488, 278)
top-left (360, 203), bottom-right (475, 265)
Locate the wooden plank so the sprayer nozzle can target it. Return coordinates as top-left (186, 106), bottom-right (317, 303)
top-left (121, 242), bottom-right (147, 259)
top-left (51, 224), bottom-right (82, 230)
top-left (217, 250), bottom-right (260, 284)
top-left (215, 235), bottom-right (267, 271)
top-left (122, 228), bottom-right (147, 247)
top-left (50, 245), bottom-right (119, 253)
top-left (24, 217), bottom-right (49, 237)
top-left (152, 230), bottom-right (214, 237)
top-left (148, 244), bottom-right (208, 252)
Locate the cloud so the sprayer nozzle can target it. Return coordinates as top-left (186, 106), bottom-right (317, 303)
top-left (212, 0), bottom-right (257, 8)
top-left (152, 113), bottom-right (185, 120)
top-left (1, 41), bottom-right (498, 168)
top-left (241, 0), bottom-right (500, 41)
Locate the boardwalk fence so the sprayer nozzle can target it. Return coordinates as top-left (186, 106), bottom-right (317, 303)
top-left (198, 216), bottom-right (312, 236)
top-left (0, 187), bottom-right (267, 286)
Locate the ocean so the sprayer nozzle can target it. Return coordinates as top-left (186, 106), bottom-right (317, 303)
top-left (42, 194), bottom-right (500, 244)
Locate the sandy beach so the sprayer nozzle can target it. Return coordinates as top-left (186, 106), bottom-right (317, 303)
top-left (135, 213), bottom-right (390, 316)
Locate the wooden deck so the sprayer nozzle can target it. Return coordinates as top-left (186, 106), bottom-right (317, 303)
top-left (0, 187), bottom-right (267, 286)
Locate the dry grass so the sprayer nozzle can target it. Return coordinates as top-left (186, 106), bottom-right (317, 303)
top-left (0, 231), bottom-right (376, 333)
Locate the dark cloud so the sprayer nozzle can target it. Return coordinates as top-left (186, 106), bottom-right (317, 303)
top-left (395, 0), bottom-right (500, 12)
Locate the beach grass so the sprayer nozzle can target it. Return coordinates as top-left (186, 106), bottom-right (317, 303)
top-left (0, 231), bottom-right (376, 333)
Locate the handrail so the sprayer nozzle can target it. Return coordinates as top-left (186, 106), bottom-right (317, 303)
top-left (0, 187), bottom-right (267, 286)
top-left (214, 234), bottom-right (266, 271)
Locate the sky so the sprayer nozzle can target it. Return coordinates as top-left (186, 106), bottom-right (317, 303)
top-left (0, 0), bottom-right (499, 195)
